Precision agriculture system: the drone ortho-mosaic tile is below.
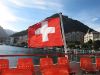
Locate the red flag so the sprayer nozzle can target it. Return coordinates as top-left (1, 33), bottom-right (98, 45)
top-left (28, 17), bottom-right (64, 48)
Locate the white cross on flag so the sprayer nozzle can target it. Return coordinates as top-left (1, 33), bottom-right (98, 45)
top-left (28, 17), bottom-right (64, 48)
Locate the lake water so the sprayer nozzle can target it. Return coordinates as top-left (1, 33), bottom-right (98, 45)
top-left (0, 45), bottom-right (43, 67)
top-left (0, 45), bottom-right (59, 67)
top-left (0, 45), bottom-right (97, 67)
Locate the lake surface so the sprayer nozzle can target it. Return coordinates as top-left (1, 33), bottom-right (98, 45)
top-left (0, 45), bottom-right (59, 67)
top-left (0, 45), bottom-right (43, 67)
top-left (0, 45), bottom-right (97, 67)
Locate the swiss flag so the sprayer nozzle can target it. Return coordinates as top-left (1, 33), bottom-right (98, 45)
top-left (28, 17), bottom-right (64, 48)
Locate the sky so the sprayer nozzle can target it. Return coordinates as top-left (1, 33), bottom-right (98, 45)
top-left (0, 0), bottom-right (100, 32)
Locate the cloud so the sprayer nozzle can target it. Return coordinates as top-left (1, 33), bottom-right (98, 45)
top-left (0, 0), bottom-right (64, 32)
top-left (8, 0), bottom-right (45, 9)
top-left (92, 17), bottom-right (99, 22)
top-left (0, 0), bottom-right (31, 31)
top-left (0, 1), bottom-right (26, 25)
top-left (0, 1), bottom-right (17, 25)
top-left (8, 0), bottom-right (63, 10)
top-left (0, 1), bottom-right (20, 31)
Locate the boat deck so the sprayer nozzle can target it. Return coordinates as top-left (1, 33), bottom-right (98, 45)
top-left (34, 62), bottom-right (100, 75)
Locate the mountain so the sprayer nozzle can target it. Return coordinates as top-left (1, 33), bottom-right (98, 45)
top-left (5, 29), bottom-right (15, 36)
top-left (0, 26), bottom-right (15, 38)
top-left (11, 30), bottom-right (27, 37)
top-left (46, 13), bottom-right (95, 33)
top-left (0, 26), bottom-right (8, 38)
top-left (11, 13), bottom-right (96, 37)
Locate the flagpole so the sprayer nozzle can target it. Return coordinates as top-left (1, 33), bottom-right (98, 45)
top-left (59, 13), bottom-right (68, 57)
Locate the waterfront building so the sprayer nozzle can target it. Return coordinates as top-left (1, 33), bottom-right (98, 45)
top-left (10, 30), bottom-right (27, 46)
top-left (84, 30), bottom-right (100, 43)
top-left (10, 31), bottom-right (85, 45)
top-left (10, 35), bottom-right (27, 45)
top-left (65, 31), bottom-right (84, 43)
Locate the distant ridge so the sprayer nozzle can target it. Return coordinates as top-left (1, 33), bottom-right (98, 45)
top-left (5, 29), bottom-right (15, 36)
top-left (0, 26), bottom-right (8, 38)
top-left (11, 13), bottom-right (96, 37)
top-left (11, 30), bottom-right (27, 37)
top-left (0, 26), bottom-right (15, 38)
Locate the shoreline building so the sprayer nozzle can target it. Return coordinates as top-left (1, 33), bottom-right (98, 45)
top-left (65, 31), bottom-right (85, 43)
top-left (84, 30), bottom-right (100, 43)
top-left (10, 31), bottom-right (85, 45)
top-left (10, 30), bottom-right (27, 46)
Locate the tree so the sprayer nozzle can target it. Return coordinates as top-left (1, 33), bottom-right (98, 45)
top-left (81, 43), bottom-right (89, 49)
top-left (84, 39), bottom-right (93, 49)
top-left (75, 41), bottom-right (80, 45)
top-left (93, 40), bottom-right (100, 50)
top-left (87, 39), bottom-right (93, 44)
top-left (68, 43), bottom-right (75, 49)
